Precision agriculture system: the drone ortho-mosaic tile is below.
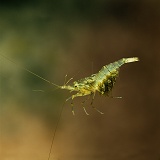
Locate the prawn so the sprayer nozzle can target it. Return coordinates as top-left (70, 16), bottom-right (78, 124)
top-left (60, 57), bottom-right (139, 115)
top-left (0, 54), bottom-right (139, 115)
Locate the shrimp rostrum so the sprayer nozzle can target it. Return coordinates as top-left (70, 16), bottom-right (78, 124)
top-left (58, 57), bottom-right (139, 115)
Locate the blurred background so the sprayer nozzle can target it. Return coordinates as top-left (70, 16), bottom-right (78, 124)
top-left (0, 0), bottom-right (160, 160)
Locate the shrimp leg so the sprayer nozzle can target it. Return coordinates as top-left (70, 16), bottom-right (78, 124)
top-left (90, 93), bottom-right (104, 114)
top-left (70, 92), bottom-right (91, 115)
top-left (107, 92), bottom-right (122, 99)
top-left (81, 96), bottom-right (91, 115)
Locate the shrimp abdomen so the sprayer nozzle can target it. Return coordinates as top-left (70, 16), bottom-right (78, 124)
top-left (95, 57), bottom-right (139, 95)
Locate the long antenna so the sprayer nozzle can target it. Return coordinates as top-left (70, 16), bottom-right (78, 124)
top-left (0, 53), bottom-right (60, 88)
top-left (48, 102), bottom-right (65, 160)
top-left (0, 53), bottom-right (65, 159)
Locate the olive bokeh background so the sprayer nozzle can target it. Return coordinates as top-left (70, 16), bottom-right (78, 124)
top-left (0, 1), bottom-right (160, 160)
